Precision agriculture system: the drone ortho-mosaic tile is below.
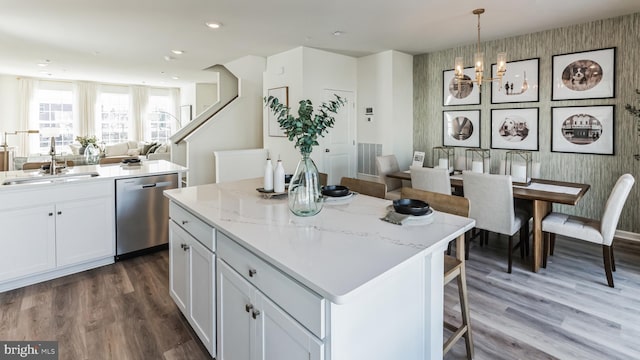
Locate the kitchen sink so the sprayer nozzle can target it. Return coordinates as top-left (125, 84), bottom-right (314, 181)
top-left (1, 171), bottom-right (100, 186)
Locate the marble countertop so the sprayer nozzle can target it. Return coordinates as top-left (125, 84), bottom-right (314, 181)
top-left (164, 178), bottom-right (475, 304)
top-left (0, 160), bottom-right (187, 190)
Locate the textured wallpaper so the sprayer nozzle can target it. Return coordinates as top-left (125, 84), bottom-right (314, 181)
top-left (413, 13), bottom-right (640, 233)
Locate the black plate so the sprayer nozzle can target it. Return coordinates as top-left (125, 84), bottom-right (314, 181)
top-left (393, 198), bottom-right (430, 216)
top-left (285, 174), bottom-right (293, 184)
top-left (122, 158), bottom-right (141, 164)
top-left (322, 185), bottom-right (350, 197)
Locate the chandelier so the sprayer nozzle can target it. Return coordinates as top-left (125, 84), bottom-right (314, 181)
top-left (454, 8), bottom-right (507, 88)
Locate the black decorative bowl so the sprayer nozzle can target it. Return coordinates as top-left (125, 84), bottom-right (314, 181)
top-left (122, 158), bottom-right (141, 164)
top-left (393, 198), bottom-right (430, 216)
top-left (321, 185), bottom-right (350, 197)
top-left (284, 174), bottom-right (293, 184)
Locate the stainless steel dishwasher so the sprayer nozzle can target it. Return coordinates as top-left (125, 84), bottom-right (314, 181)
top-left (115, 173), bottom-right (178, 259)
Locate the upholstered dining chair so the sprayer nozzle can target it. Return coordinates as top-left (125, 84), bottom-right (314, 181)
top-left (410, 166), bottom-right (451, 195)
top-left (463, 172), bottom-right (529, 273)
top-left (401, 187), bottom-right (473, 359)
top-left (340, 177), bottom-right (386, 199)
top-left (375, 155), bottom-right (402, 200)
top-left (542, 173), bottom-right (635, 287)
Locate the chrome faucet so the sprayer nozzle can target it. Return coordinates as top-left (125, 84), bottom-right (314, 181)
top-left (49, 136), bottom-right (56, 174)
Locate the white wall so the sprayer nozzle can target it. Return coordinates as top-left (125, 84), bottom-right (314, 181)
top-left (356, 50), bottom-right (414, 170)
top-left (195, 83), bottom-right (217, 117)
top-left (185, 55), bottom-right (265, 186)
top-left (262, 46), bottom-right (357, 174)
top-left (0, 75), bottom-right (21, 147)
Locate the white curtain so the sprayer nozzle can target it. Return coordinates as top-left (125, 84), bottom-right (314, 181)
top-left (131, 86), bottom-right (149, 141)
top-left (75, 81), bottom-right (97, 137)
top-left (17, 78), bottom-right (37, 157)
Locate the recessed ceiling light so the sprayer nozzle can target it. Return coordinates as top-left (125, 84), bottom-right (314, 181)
top-left (171, 76), bottom-right (180, 80)
top-left (332, 30), bottom-right (344, 36)
top-left (171, 50), bottom-right (184, 55)
top-left (206, 22), bottom-right (221, 29)
top-left (164, 55), bottom-right (174, 61)
top-left (37, 59), bottom-right (50, 67)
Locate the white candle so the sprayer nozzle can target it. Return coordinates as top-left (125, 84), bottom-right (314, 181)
top-left (512, 164), bottom-right (527, 183)
top-left (438, 158), bottom-right (448, 170)
top-left (454, 156), bottom-right (466, 171)
top-left (483, 158), bottom-right (490, 173)
top-left (472, 161), bottom-right (483, 173)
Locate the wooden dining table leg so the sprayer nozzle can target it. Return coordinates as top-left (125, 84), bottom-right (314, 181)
top-left (531, 200), bottom-right (552, 272)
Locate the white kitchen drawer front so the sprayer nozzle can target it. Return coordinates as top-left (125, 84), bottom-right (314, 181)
top-left (217, 232), bottom-right (326, 339)
top-left (170, 202), bottom-right (215, 252)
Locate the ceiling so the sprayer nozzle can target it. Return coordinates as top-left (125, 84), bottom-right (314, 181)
top-left (1, 0), bottom-right (639, 88)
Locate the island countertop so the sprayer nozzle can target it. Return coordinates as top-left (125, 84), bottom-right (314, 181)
top-left (164, 178), bottom-right (475, 304)
top-left (0, 160), bottom-right (187, 190)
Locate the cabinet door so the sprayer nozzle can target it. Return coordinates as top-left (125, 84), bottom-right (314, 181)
top-left (55, 197), bottom-right (115, 267)
top-left (217, 260), bottom-right (254, 360)
top-left (255, 292), bottom-right (324, 360)
top-left (0, 205), bottom-right (56, 282)
top-left (169, 221), bottom-right (189, 313)
top-left (188, 236), bottom-right (216, 356)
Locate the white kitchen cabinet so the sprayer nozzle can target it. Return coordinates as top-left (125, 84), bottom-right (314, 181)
top-left (168, 204), bottom-right (216, 357)
top-left (0, 205), bottom-right (56, 282)
top-left (0, 181), bottom-right (115, 290)
top-left (217, 260), bottom-right (323, 360)
top-left (56, 196), bottom-right (115, 267)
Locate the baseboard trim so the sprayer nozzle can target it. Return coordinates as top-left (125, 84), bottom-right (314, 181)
top-left (615, 230), bottom-right (640, 243)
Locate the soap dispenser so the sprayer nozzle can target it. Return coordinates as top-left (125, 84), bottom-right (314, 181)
top-left (263, 154), bottom-right (274, 191)
top-left (274, 157), bottom-right (285, 193)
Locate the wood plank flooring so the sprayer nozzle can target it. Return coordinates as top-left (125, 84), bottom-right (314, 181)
top-left (2, 236), bottom-right (640, 359)
top-left (0, 251), bottom-right (210, 360)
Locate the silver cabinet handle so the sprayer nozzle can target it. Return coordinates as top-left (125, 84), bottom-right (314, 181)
top-left (252, 310), bottom-right (261, 319)
top-left (48, 212), bottom-right (53, 216)
top-left (248, 269), bottom-right (257, 277)
top-left (57, 211), bottom-right (62, 215)
top-left (180, 243), bottom-right (190, 251)
top-left (245, 304), bottom-right (253, 313)
top-left (182, 220), bottom-right (188, 225)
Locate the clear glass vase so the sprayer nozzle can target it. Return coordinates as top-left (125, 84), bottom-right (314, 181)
top-left (288, 152), bottom-right (323, 216)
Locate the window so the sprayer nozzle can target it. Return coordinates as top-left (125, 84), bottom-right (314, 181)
top-left (148, 92), bottom-right (175, 143)
top-left (98, 92), bottom-right (130, 144)
top-left (37, 88), bottom-right (74, 153)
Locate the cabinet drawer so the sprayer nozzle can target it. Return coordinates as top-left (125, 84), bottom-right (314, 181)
top-left (169, 202), bottom-right (215, 252)
top-left (217, 232), bottom-right (325, 339)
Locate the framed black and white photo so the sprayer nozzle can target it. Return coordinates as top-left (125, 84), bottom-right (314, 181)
top-left (267, 86), bottom-right (288, 137)
top-left (551, 105), bottom-right (614, 155)
top-left (412, 151), bottom-right (425, 167)
top-left (443, 110), bottom-right (481, 148)
top-left (443, 68), bottom-right (481, 106)
top-left (552, 47), bottom-right (616, 100)
top-left (490, 108), bottom-right (539, 151)
top-left (491, 58), bottom-right (539, 104)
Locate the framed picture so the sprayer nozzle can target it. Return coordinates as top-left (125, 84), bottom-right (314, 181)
top-left (491, 58), bottom-right (539, 103)
top-left (491, 108), bottom-right (539, 151)
top-left (552, 47), bottom-right (616, 100)
top-left (443, 110), bottom-right (481, 148)
top-left (443, 68), bottom-right (481, 106)
top-left (551, 105), bottom-right (614, 155)
top-left (180, 105), bottom-right (192, 124)
top-left (267, 86), bottom-right (289, 137)
top-left (412, 151), bottom-right (425, 167)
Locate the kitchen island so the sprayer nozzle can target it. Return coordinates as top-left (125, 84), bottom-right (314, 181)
top-left (0, 160), bottom-right (187, 292)
top-left (164, 178), bottom-right (475, 360)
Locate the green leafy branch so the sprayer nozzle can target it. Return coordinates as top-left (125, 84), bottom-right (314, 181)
top-left (624, 89), bottom-right (640, 135)
top-left (264, 94), bottom-right (346, 154)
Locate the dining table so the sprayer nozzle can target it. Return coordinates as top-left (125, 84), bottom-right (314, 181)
top-left (387, 170), bottom-right (591, 272)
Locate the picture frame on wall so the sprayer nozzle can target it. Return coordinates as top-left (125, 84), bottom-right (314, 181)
top-left (552, 47), bottom-right (616, 100)
top-left (551, 105), bottom-right (614, 155)
top-left (267, 86), bottom-right (289, 137)
top-left (443, 68), bottom-right (481, 106)
top-left (490, 107), bottom-right (539, 151)
top-left (491, 58), bottom-right (540, 104)
top-left (443, 110), bottom-right (481, 148)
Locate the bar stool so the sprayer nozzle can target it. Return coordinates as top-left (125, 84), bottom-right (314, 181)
top-left (401, 187), bottom-right (474, 359)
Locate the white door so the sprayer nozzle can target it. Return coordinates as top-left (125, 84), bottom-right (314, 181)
top-left (188, 236), bottom-right (216, 356)
top-left (322, 89), bottom-right (356, 185)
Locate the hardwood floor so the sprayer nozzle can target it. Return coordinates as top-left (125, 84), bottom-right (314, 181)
top-left (0, 251), bottom-right (210, 360)
top-left (2, 236), bottom-right (640, 360)
top-left (445, 234), bottom-right (640, 360)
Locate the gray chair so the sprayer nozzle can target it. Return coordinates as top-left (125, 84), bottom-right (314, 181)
top-left (542, 173), bottom-right (635, 287)
top-left (463, 172), bottom-right (529, 273)
top-left (375, 155), bottom-right (402, 200)
top-left (410, 166), bottom-right (451, 195)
